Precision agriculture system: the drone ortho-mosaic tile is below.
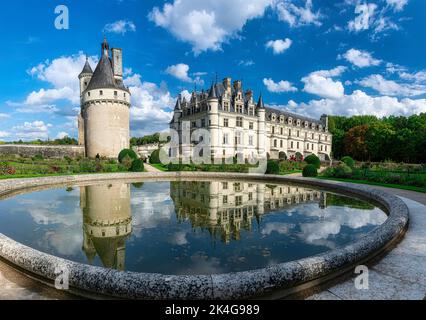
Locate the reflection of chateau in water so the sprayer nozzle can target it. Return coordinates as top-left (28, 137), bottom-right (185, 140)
top-left (80, 184), bottom-right (132, 270)
top-left (170, 181), bottom-right (326, 244)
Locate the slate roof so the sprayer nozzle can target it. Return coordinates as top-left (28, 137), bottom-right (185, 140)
top-left (79, 59), bottom-right (93, 77)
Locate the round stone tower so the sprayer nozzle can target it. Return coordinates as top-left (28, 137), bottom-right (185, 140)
top-left (79, 38), bottom-right (131, 158)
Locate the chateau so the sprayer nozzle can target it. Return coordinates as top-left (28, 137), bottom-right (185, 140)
top-left (78, 38), bottom-right (131, 158)
top-left (170, 79), bottom-right (332, 161)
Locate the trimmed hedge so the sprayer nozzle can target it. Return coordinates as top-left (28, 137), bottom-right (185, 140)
top-left (305, 154), bottom-right (321, 169)
top-left (303, 164), bottom-right (318, 177)
top-left (130, 158), bottom-right (145, 172)
top-left (150, 149), bottom-right (161, 164)
top-left (118, 149), bottom-right (138, 163)
top-left (266, 160), bottom-right (280, 175)
top-left (341, 156), bottom-right (355, 168)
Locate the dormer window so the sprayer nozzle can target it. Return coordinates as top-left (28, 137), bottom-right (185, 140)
top-left (288, 118), bottom-right (293, 125)
top-left (280, 116), bottom-right (285, 123)
top-left (271, 113), bottom-right (277, 121)
top-left (297, 120), bottom-right (301, 126)
top-left (305, 121), bottom-right (309, 128)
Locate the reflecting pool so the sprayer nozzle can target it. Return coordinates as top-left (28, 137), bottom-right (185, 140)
top-left (0, 180), bottom-right (388, 275)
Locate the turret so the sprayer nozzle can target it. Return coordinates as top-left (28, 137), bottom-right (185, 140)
top-left (208, 83), bottom-right (220, 160)
top-left (78, 57), bottom-right (93, 95)
top-left (257, 94), bottom-right (266, 157)
top-left (320, 114), bottom-right (329, 131)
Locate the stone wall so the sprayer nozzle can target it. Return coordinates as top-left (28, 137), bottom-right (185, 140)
top-left (0, 145), bottom-right (85, 158)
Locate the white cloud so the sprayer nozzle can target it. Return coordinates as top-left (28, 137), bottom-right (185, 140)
top-left (12, 121), bottom-right (52, 141)
top-left (103, 20), bottom-right (136, 35)
top-left (263, 78), bottom-right (297, 93)
top-left (341, 49), bottom-right (382, 68)
top-left (400, 71), bottom-right (426, 83)
top-left (0, 113), bottom-right (10, 120)
top-left (165, 63), bottom-right (205, 86)
top-left (357, 74), bottom-right (426, 97)
top-left (265, 38), bottom-right (292, 55)
top-left (25, 87), bottom-right (75, 106)
top-left (149, 0), bottom-right (272, 54)
top-left (386, 0), bottom-right (409, 12)
top-left (311, 66), bottom-right (347, 77)
top-left (0, 131), bottom-right (10, 138)
top-left (302, 74), bottom-right (345, 99)
top-left (276, 0), bottom-right (322, 27)
top-left (165, 63), bottom-right (192, 82)
top-left (56, 132), bottom-right (70, 139)
top-left (348, 3), bottom-right (377, 32)
top-left (277, 90), bottom-right (426, 119)
top-left (238, 60), bottom-right (255, 67)
top-left (124, 74), bottom-right (174, 136)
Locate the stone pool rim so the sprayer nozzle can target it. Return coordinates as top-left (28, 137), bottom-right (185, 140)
top-left (0, 172), bottom-right (409, 300)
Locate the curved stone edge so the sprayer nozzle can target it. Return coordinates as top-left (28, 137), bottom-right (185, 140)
top-left (0, 172), bottom-right (409, 300)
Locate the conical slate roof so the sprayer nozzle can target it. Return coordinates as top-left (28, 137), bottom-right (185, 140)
top-left (208, 83), bottom-right (218, 99)
top-left (257, 94), bottom-right (265, 109)
top-left (79, 58), bottom-right (93, 77)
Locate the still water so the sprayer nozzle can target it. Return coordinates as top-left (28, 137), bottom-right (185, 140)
top-left (0, 180), bottom-right (387, 275)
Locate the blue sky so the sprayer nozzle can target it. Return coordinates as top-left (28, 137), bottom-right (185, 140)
top-left (0, 0), bottom-right (425, 140)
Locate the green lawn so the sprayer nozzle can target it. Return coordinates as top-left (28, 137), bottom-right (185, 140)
top-left (317, 176), bottom-right (426, 193)
top-left (151, 163), bottom-right (169, 172)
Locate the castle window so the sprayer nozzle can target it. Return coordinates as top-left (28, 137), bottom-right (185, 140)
top-left (235, 132), bottom-right (242, 145)
top-left (201, 119), bottom-right (206, 128)
top-left (124, 93), bottom-right (126, 98)
top-left (289, 129), bottom-right (292, 136)
top-left (223, 133), bottom-right (229, 145)
top-left (325, 145), bottom-right (328, 152)
top-left (223, 195), bottom-right (228, 204)
top-left (249, 136), bottom-right (254, 146)
top-left (274, 140), bottom-right (277, 148)
top-left (297, 142), bottom-right (300, 149)
top-left (192, 121), bottom-right (196, 128)
top-left (99, 90), bottom-right (103, 96)
top-left (307, 143), bottom-right (309, 150)
top-left (87, 92), bottom-right (90, 97)
top-left (297, 130), bottom-right (300, 137)
top-left (280, 140), bottom-right (283, 148)
top-left (280, 127), bottom-right (283, 135)
top-left (224, 118), bottom-right (229, 127)
top-left (249, 193), bottom-right (253, 201)
top-left (312, 133), bottom-right (315, 139)
top-left (272, 126), bottom-right (275, 134)
top-left (236, 196), bottom-right (243, 206)
top-left (237, 105), bottom-right (243, 113)
top-left (325, 135), bottom-right (328, 141)
top-left (291, 141), bottom-right (294, 149)
top-left (114, 91), bottom-right (118, 96)
top-left (249, 122), bottom-right (254, 130)
top-left (224, 102), bottom-right (229, 112)
top-left (223, 182), bottom-right (228, 190)
top-left (84, 82), bottom-right (87, 87)
top-left (236, 117), bottom-right (243, 127)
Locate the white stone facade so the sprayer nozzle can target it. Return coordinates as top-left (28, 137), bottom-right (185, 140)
top-left (170, 78), bottom-right (332, 161)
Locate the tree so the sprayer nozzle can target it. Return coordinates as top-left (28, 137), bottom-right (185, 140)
top-left (343, 125), bottom-right (370, 161)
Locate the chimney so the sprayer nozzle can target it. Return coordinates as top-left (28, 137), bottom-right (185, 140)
top-left (233, 80), bottom-right (242, 92)
top-left (111, 48), bottom-right (123, 80)
top-left (245, 90), bottom-right (253, 101)
top-left (223, 77), bottom-right (231, 94)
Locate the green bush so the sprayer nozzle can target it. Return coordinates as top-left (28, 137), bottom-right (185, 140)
top-left (150, 149), bottom-right (161, 164)
top-left (32, 154), bottom-right (44, 161)
top-left (304, 154), bottom-right (321, 169)
top-left (334, 163), bottom-right (353, 178)
top-left (118, 149), bottom-right (138, 163)
top-left (121, 155), bottom-right (134, 170)
top-left (303, 164), bottom-right (318, 177)
top-left (322, 167), bottom-right (335, 177)
top-left (79, 158), bottom-right (96, 173)
top-left (266, 160), bottom-right (280, 175)
top-left (341, 156), bottom-right (355, 168)
top-left (130, 159), bottom-right (145, 172)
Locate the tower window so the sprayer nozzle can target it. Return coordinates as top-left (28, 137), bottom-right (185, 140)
top-left (87, 92), bottom-right (91, 97)
top-left (114, 91), bottom-right (118, 96)
top-left (124, 93), bottom-right (126, 98)
top-left (100, 90), bottom-right (103, 96)
top-left (84, 82), bottom-right (87, 87)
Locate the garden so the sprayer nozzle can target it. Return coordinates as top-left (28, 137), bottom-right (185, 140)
top-left (0, 149), bottom-right (145, 179)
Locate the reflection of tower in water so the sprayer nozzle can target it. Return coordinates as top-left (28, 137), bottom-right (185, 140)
top-left (80, 183), bottom-right (132, 271)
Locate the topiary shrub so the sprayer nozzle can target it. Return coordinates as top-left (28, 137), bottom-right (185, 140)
top-left (304, 154), bottom-right (321, 169)
top-left (121, 155), bottom-right (134, 170)
top-left (303, 164), bottom-right (318, 177)
top-left (150, 149), bottom-right (161, 164)
top-left (322, 167), bottom-right (336, 177)
top-left (130, 158), bottom-right (145, 172)
top-left (334, 163), bottom-right (353, 178)
top-left (295, 152), bottom-right (304, 162)
top-left (341, 156), bottom-right (355, 169)
top-left (266, 160), bottom-right (280, 175)
top-left (118, 149), bottom-right (138, 163)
